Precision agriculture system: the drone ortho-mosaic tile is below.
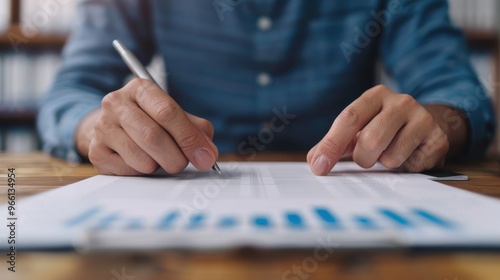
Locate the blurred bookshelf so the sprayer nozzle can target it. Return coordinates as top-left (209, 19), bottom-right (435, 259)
top-left (0, 0), bottom-right (73, 152)
top-left (449, 0), bottom-right (500, 154)
top-left (0, 0), bottom-right (499, 153)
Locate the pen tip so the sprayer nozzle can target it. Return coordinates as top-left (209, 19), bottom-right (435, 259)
top-left (212, 163), bottom-right (222, 174)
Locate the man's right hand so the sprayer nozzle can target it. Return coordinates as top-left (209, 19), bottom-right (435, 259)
top-left (75, 78), bottom-right (218, 175)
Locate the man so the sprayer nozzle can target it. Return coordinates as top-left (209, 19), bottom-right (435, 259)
top-left (38, 0), bottom-right (495, 176)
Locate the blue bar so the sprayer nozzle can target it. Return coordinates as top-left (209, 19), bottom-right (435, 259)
top-left (314, 208), bottom-right (341, 228)
top-left (125, 219), bottom-right (143, 230)
top-left (254, 216), bottom-right (271, 228)
top-left (65, 207), bottom-right (100, 227)
top-left (286, 212), bottom-right (305, 229)
top-left (187, 213), bottom-right (204, 229)
top-left (355, 216), bottom-right (378, 230)
top-left (94, 213), bottom-right (119, 230)
top-left (157, 212), bottom-right (178, 229)
top-left (218, 217), bottom-right (237, 228)
top-left (412, 209), bottom-right (454, 229)
top-left (379, 208), bottom-right (413, 228)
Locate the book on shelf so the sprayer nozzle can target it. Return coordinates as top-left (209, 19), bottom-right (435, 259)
top-left (0, 50), bottom-right (59, 152)
top-left (470, 48), bottom-right (496, 99)
top-left (0, 0), bottom-right (10, 33)
top-left (20, 0), bottom-right (77, 36)
top-left (0, 51), bottom-right (61, 110)
top-left (449, 0), bottom-right (498, 31)
top-left (0, 126), bottom-right (38, 152)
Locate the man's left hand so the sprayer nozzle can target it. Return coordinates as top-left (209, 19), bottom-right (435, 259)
top-left (307, 85), bottom-right (467, 175)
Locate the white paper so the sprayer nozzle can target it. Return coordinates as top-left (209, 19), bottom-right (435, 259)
top-left (2, 162), bottom-right (500, 250)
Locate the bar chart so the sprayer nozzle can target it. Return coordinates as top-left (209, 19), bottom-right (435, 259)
top-left (64, 206), bottom-right (456, 234)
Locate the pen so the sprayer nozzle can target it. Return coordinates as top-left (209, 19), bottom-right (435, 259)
top-left (112, 39), bottom-right (222, 174)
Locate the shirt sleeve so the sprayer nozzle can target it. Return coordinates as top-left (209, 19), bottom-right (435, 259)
top-left (379, 0), bottom-right (496, 159)
top-left (37, 0), bottom-right (155, 162)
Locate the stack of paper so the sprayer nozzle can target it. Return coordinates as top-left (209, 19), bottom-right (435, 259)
top-left (2, 162), bottom-right (500, 250)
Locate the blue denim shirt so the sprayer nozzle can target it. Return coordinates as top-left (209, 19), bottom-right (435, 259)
top-left (38, 0), bottom-right (496, 162)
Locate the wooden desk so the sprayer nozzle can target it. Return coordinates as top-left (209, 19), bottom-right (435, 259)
top-left (1, 152), bottom-right (500, 280)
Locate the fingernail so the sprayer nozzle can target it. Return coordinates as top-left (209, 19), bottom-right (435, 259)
top-left (192, 148), bottom-right (215, 170)
top-left (312, 155), bottom-right (330, 176)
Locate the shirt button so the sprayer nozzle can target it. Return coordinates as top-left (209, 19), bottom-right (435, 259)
top-left (257, 16), bottom-right (272, 31)
top-left (257, 72), bottom-right (272, 87)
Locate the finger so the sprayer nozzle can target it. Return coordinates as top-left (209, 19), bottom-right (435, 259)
top-left (341, 134), bottom-right (359, 159)
top-left (352, 100), bottom-right (409, 168)
top-left (88, 141), bottom-right (143, 176)
top-left (126, 79), bottom-right (218, 170)
top-left (310, 86), bottom-right (389, 175)
top-left (307, 134), bottom-right (358, 165)
top-left (102, 126), bottom-right (160, 174)
top-left (187, 113), bottom-right (215, 140)
top-left (115, 103), bottom-right (189, 174)
top-left (400, 126), bottom-right (449, 172)
top-left (378, 111), bottom-right (433, 169)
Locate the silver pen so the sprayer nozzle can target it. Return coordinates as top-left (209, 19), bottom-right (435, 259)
top-left (112, 39), bottom-right (222, 174)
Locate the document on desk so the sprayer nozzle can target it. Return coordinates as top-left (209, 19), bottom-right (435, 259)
top-left (2, 162), bottom-right (500, 250)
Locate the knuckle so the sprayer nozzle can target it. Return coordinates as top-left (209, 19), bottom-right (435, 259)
top-left (122, 140), bottom-right (135, 154)
top-left (155, 100), bottom-right (180, 124)
top-left (102, 91), bottom-right (121, 109)
top-left (435, 134), bottom-right (450, 156)
top-left (88, 145), bottom-right (103, 166)
top-left (117, 165), bottom-right (134, 176)
top-left (129, 78), bottom-right (156, 96)
top-left (118, 140), bottom-right (159, 174)
top-left (201, 119), bottom-right (214, 131)
top-left (133, 78), bottom-right (158, 99)
top-left (405, 164), bottom-right (421, 173)
top-left (357, 130), bottom-right (382, 152)
top-left (179, 132), bottom-right (204, 153)
top-left (127, 77), bottom-right (143, 89)
top-left (424, 128), bottom-right (449, 157)
top-left (94, 165), bottom-right (112, 175)
top-left (404, 157), bottom-right (424, 172)
top-left (164, 158), bottom-right (189, 174)
top-left (396, 94), bottom-right (416, 108)
top-left (94, 118), bottom-right (113, 133)
top-left (320, 137), bottom-right (344, 158)
top-left (141, 126), bottom-right (164, 147)
top-left (352, 149), bottom-right (376, 168)
top-left (372, 84), bottom-right (389, 93)
top-left (338, 108), bottom-right (361, 127)
top-left (379, 153), bottom-right (404, 169)
top-left (365, 85), bottom-right (390, 99)
top-left (140, 158), bottom-right (159, 174)
top-left (408, 151), bottom-right (436, 172)
top-left (419, 111), bottom-right (435, 127)
top-left (200, 119), bottom-right (214, 137)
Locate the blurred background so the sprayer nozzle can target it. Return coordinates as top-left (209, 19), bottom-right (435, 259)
top-left (0, 0), bottom-right (498, 155)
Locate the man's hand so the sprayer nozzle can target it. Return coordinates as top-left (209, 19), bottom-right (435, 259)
top-left (307, 85), bottom-right (467, 175)
top-left (75, 78), bottom-right (218, 175)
